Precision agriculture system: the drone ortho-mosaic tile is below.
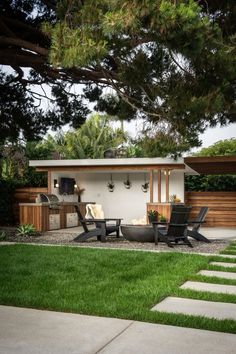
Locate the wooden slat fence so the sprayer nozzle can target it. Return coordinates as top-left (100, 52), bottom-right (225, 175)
top-left (185, 191), bottom-right (236, 227)
top-left (13, 187), bottom-right (48, 224)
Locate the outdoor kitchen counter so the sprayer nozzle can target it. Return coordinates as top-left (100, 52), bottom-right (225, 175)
top-left (19, 202), bottom-right (78, 206)
top-left (19, 202), bottom-right (93, 232)
top-left (19, 203), bottom-right (53, 206)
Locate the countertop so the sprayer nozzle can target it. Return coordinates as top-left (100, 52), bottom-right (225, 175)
top-left (19, 202), bottom-right (94, 206)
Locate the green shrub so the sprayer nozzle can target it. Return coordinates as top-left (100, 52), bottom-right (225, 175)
top-left (0, 231), bottom-right (7, 241)
top-left (16, 224), bottom-right (36, 236)
top-left (185, 175), bottom-right (236, 191)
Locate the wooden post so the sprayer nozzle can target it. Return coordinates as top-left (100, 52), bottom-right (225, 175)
top-left (47, 170), bottom-right (51, 194)
top-left (158, 169), bottom-right (161, 203)
top-left (149, 170), bottom-right (154, 203)
top-left (165, 170), bottom-right (169, 202)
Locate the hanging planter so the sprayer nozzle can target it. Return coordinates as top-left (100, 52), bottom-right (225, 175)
top-left (141, 173), bottom-right (149, 193)
top-left (124, 174), bottom-right (132, 189)
top-left (107, 174), bottom-right (115, 192)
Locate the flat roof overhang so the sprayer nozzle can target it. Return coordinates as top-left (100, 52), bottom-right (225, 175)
top-left (34, 164), bottom-right (186, 172)
top-left (30, 157), bottom-right (187, 173)
top-left (184, 156), bottom-right (236, 175)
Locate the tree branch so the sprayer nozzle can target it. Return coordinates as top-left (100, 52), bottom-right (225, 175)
top-left (101, 69), bottom-right (163, 119)
top-left (168, 49), bottom-right (192, 76)
top-left (1, 16), bottom-right (49, 44)
top-left (0, 36), bottom-right (48, 56)
top-left (26, 88), bottom-right (56, 102)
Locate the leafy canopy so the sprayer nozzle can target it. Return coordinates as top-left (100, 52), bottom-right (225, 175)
top-left (0, 72), bottom-right (89, 144)
top-left (39, 113), bottom-right (129, 159)
top-left (45, 0), bottom-right (236, 146)
top-left (0, 0), bottom-right (235, 151)
top-left (193, 138), bottom-right (236, 157)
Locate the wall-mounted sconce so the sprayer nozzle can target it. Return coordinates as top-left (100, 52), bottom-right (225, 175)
top-left (124, 174), bottom-right (132, 189)
top-left (164, 170), bottom-right (171, 176)
top-left (54, 179), bottom-right (59, 188)
top-left (141, 174), bottom-right (149, 193)
top-left (74, 183), bottom-right (78, 189)
top-left (107, 174), bottom-right (115, 192)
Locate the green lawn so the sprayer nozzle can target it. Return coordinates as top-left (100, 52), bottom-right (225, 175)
top-left (220, 241), bottom-right (236, 255)
top-left (0, 244), bottom-right (236, 333)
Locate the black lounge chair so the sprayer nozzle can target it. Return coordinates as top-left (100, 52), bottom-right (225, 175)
top-left (152, 206), bottom-right (192, 248)
top-left (187, 207), bottom-right (210, 243)
top-left (74, 205), bottom-right (122, 242)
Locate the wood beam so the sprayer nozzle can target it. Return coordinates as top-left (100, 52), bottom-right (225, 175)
top-left (149, 170), bottom-right (154, 203)
top-left (165, 170), bottom-right (170, 202)
top-left (158, 169), bottom-right (161, 203)
top-left (47, 170), bottom-right (51, 193)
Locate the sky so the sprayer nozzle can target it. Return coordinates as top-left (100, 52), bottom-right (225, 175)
top-left (198, 123), bottom-right (236, 148)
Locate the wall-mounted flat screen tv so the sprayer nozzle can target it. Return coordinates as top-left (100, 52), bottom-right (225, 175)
top-left (59, 178), bottom-right (75, 195)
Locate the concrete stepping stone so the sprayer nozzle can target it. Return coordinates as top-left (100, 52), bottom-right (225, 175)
top-left (180, 281), bottom-right (236, 295)
top-left (198, 270), bottom-right (236, 280)
top-left (210, 261), bottom-right (236, 268)
top-left (151, 297), bottom-right (236, 321)
top-left (217, 254), bottom-right (236, 259)
top-left (220, 253), bottom-right (236, 257)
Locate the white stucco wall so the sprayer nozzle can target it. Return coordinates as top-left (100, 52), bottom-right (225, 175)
top-left (51, 170), bottom-right (185, 224)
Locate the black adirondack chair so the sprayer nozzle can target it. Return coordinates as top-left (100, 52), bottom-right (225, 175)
top-left (152, 206), bottom-right (192, 248)
top-left (187, 207), bottom-right (210, 243)
top-left (74, 205), bottom-right (121, 242)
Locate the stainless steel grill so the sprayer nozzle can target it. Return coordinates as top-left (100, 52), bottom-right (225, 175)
top-left (38, 193), bottom-right (61, 209)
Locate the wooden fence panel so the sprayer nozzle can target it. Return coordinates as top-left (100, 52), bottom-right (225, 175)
top-left (13, 187), bottom-right (48, 224)
top-left (185, 191), bottom-right (236, 227)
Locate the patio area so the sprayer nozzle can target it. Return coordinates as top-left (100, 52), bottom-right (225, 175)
top-left (2, 226), bottom-right (236, 254)
top-left (47, 226), bottom-right (236, 240)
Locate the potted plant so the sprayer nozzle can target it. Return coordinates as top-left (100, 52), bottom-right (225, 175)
top-left (147, 209), bottom-right (158, 223)
top-left (169, 194), bottom-right (181, 203)
top-left (158, 214), bottom-right (167, 222)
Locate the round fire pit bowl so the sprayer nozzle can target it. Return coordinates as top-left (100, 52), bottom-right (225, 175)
top-left (121, 224), bottom-right (154, 243)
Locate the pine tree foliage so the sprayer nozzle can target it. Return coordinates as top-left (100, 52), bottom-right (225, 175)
top-left (0, 0), bottom-right (235, 149)
top-left (43, 0), bottom-right (236, 148)
top-left (0, 72), bottom-right (89, 143)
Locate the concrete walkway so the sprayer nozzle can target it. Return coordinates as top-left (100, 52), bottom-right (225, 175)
top-left (0, 305), bottom-right (236, 354)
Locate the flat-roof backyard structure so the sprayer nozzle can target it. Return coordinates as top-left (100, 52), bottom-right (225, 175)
top-left (17, 156), bottom-right (236, 231)
top-left (28, 158), bottom-right (194, 227)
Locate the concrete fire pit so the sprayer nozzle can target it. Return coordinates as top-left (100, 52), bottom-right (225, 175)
top-left (121, 225), bottom-right (154, 242)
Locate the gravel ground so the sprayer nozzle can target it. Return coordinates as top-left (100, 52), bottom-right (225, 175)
top-left (1, 229), bottom-right (231, 254)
